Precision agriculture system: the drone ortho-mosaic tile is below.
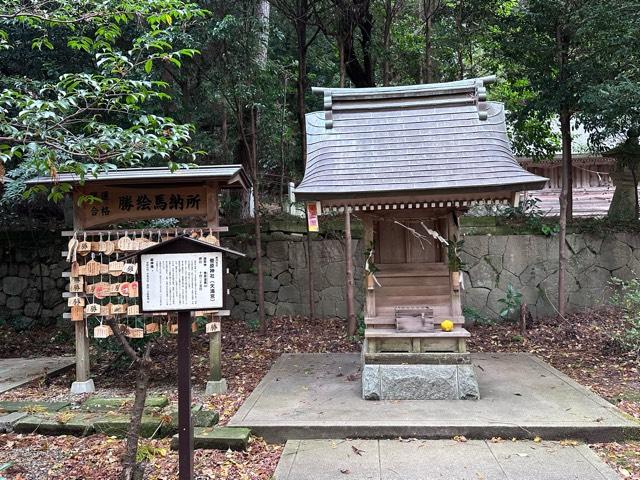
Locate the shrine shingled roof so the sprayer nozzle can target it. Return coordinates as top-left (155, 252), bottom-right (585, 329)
top-left (26, 165), bottom-right (250, 190)
top-left (294, 77), bottom-right (547, 202)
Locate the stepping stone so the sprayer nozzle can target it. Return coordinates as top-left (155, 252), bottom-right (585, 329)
top-left (170, 427), bottom-right (251, 451)
top-left (0, 412), bottom-right (27, 432)
top-left (0, 401), bottom-right (70, 413)
top-left (93, 414), bottom-right (164, 438)
top-left (160, 407), bottom-right (219, 437)
top-left (14, 412), bottom-right (97, 436)
top-left (83, 396), bottom-right (168, 411)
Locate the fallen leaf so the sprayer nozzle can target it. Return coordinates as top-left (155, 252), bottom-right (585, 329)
top-left (533, 436), bottom-right (542, 443)
top-left (351, 445), bottom-right (365, 456)
top-left (453, 435), bottom-right (467, 443)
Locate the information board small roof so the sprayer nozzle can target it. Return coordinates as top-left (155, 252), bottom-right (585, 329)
top-left (26, 165), bottom-right (250, 190)
top-left (127, 235), bottom-right (245, 258)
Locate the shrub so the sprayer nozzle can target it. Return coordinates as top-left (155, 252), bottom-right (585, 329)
top-left (609, 277), bottom-right (640, 354)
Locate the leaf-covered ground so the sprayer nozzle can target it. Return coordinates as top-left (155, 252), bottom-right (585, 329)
top-left (0, 311), bottom-right (638, 479)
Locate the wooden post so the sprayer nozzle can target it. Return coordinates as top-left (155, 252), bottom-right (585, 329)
top-left (209, 330), bottom-right (222, 381)
top-left (75, 321), bottom-right (90, 382)
top-left (177, 310), bottom-right (194, 480)
top-left (448, 211), bottom-right (463, 321)
top-left (205, 182), bottom-right (225, 391)
top-left (70, 200), bottom-right (93, 394)
top-left (307, 232), bottom-right (315, 320)
top-left (345, 207), bottom-right (356, 336)
top-left (362, 215), bottom-right (375, 318)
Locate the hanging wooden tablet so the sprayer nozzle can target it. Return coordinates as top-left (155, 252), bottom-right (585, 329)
top-left (108, 283), bottom-right (119, 295)
top-left (77, 240), bottom-right (92, 256)
top-left (129, 281), bottom-right (139, 298)
top-left (93, 282), bottom-right (110, 299)
top-left (118, 282), bottom-right (130, 297)
top-left (204, 231), bottom-right (220, 246)
top-left (127, 327), bottom-right (144, 339)
top-left (117, 234), bottom-right (135, 251)
top-left (85, 259), bottom-right (101, 277)
top-left (70, 305), bottom-right (84, 321)
top-left (69, 277), bottom-right (84, 293)
top-left (91, 241), bottom-right (101, 252)
top-left (68, 296), bottom-right (85, 307)
top-left (99, 263), bottom-right (109, 275)
top-left (109, 261), bottom-right (124, 276)
top-left (127, 304), bottom-right (140, 316)
top-left (70, 261), bottom-right (80, 277)
top-left (111, 303), bottom-right (127, 315)
top-left (94, 324), bottom-right (112, 338)
top-left (103, 240), bottom-right (115, 256)
top-left (145, 320), bottom-right (159, 333)
top-left (100, 304), bottom-right (111, 316)
top-left (85, 303), bottom-right (101, 315)
top-left (97, 236), bottom-right (107, 253)
top-left (122, 263), bottom-right (138, 275)
top-left (78, 264), bottom-right (87, 276)
top-left (205, 321), bottom-right (221, 333)
top-left (85, 283), bottom-right (95, 294)
top-left (168, 317), bottom-right (178, 334)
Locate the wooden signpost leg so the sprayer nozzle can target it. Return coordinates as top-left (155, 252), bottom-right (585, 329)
top-left (177, 310), bottom-right (194, 480)
top-left (70, 320), bottom-right (95, 394)
top-left (205, 320), bottom-right (227, 395)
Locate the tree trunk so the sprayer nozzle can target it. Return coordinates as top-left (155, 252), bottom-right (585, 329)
top-left (338, 38), bottom-right (346, 87)
top-left (382, 0), bottom-right (393, 86)
top-left (296, 20), bottom-right (308, 167)
top-left (250, 108), bottom-right (266, 334)
top-left (558, 109), bottom-right (572, 317)
top-left (106, 319), bottom-right (152, 480)
top-left (345, 208), bottom-right (356, 336)
top-left (455, 0), bottom-right (464, 80)
top-left (424, 14), bottom-right (433, 83)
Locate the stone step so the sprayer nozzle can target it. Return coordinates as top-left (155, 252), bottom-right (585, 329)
top-left (0, 412), bottom-right (27, 432)
top-left (14, 412), bottom-right (101, 436)
top-left (170, 427), bottom-right (251, 451)
top-left (159, 408), bottom-right (220, 437)
top-left (83, 396), bottom-right (169, 411)
top-left (94, 414), bottom-right (164, 438)
top-left (0, 400), bottom-right (70, 413)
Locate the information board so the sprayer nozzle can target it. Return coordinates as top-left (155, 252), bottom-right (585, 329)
top-left (140, 252), bottom-right (223, 312)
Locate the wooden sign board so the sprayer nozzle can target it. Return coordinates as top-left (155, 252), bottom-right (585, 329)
top-left (73, 185), bottom-right (208, 228)
top-left (140, 252), bottom-right (223, 312)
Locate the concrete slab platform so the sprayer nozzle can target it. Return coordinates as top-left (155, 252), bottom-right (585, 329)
top-left (274, 439), bottom-right (621, 480)
top-left (0, 356), bottom-right (74, 393)
top-left (229, 353), bottom-right (640, 443)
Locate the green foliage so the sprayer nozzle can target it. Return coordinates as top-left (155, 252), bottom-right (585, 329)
top-left (499, 197), bottom-right (559, 236)
top-left (136, 443), bottom-right (167, 462)
top-left (0, 0), bottom-right (207, 200)
top-left (609, 277), bottom-right (640, 354)
top-left (497, 284), bottom-right (522, 320)
top-left (447, 237), bottom-right (465, 271)
top-left (356, 311), bottom-right (366, 338)
top-left (462, 306), bottom-right (494, 325)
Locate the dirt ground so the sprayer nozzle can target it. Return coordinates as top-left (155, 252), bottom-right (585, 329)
top-left (0, 310), bottom-right (638, 479)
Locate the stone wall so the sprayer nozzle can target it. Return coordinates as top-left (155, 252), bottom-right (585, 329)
top-left (224, 233), bottom-right (365, 323)
top-left (0, 231), bottom-right (67, 330)
top-left (1, 225), bottom-right (637, 327)
top-left (461, 233), bottom-right (640, 318)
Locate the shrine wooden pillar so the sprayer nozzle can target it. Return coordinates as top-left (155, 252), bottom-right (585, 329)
top-left (345, 206), bottom-right (356, 336)
top-left (361, 215), bottom-right (375, 318)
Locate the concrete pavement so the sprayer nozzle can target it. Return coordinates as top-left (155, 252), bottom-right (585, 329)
top-left (274, 439), bottom-right (621, 480)
top-left (0, 356), bottom-right (73, 393)
top-left (229, 353), bottom-right (640, 442)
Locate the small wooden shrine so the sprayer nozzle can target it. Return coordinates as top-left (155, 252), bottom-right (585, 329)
top-left (26, 165), bottom-right (250, 394)
top-left (295, 77), bottom-right (548, 400)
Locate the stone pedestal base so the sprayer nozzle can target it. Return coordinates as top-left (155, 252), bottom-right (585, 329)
top-left (362, 364), bottom-right (479, 400)
top-left (70, 379), bottom-right (95, 395)
top-left (205, 379), bottom-right (228, 395)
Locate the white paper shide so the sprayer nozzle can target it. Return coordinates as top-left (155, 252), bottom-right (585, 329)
top-left (141, 252), bottom-right (223, 311)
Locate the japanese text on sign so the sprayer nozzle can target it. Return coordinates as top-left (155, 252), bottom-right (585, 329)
top-left (140, 252), bottom-right (223, 311)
